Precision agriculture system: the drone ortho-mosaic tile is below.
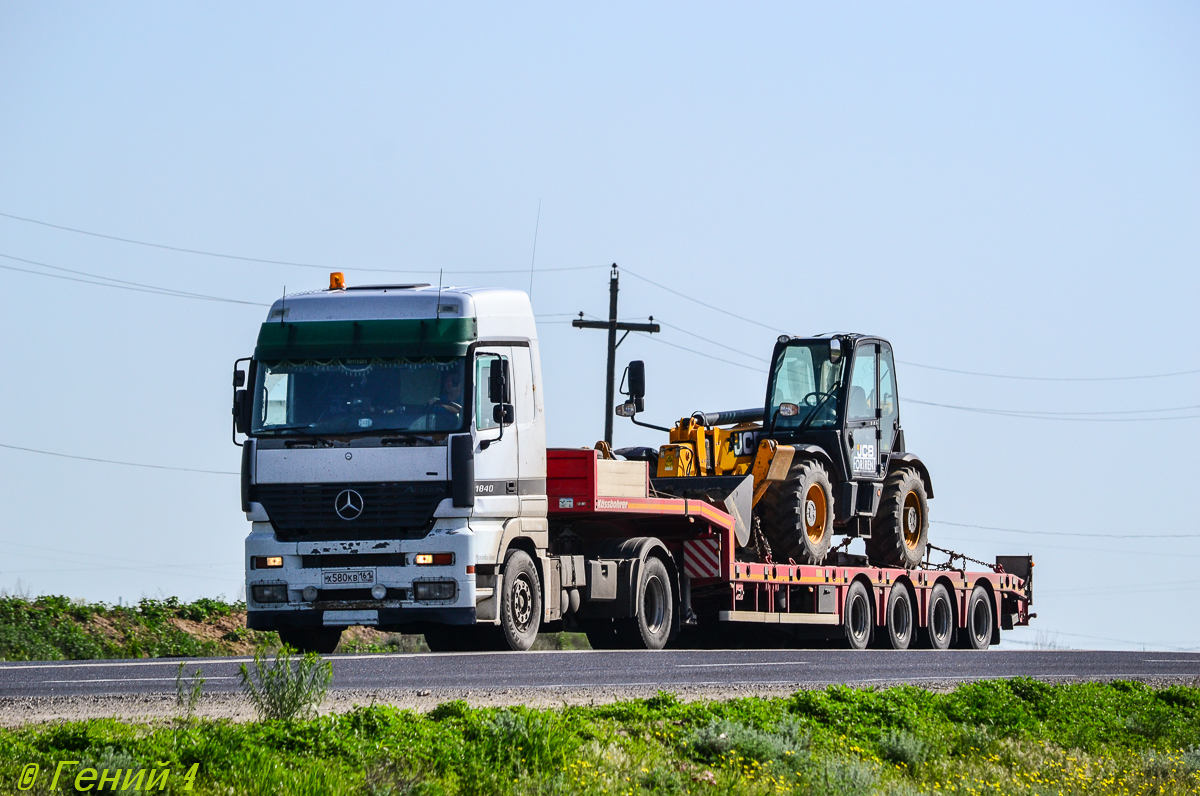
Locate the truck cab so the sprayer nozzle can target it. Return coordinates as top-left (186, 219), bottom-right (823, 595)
top-left (236, 279), bottom-right (548, 652)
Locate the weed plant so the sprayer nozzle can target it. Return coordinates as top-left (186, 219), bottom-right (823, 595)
top-left (0, 679), bottom-right (1196, 794)
top-left (239, 645), bottom-right (333, 721)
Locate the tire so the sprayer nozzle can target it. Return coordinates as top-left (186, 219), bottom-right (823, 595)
top-left (843, 581), bottom-right (873, 650)
top-left (867, 467), bottom-right (929, 569)
top-left (921, 583), bottom-right (954, 650)
top-left (277, 626), bottom-right (342, 654)
top-left (615, 557), bottom-right (674, 650)
top-left (499, 549), bottom-right (541, 651)
top-left (959, 586), bottom-right (993, 650)
top-left (759, 458), bottom-right (835, 564)
top-left (884, 584), bottom-right (915, 651)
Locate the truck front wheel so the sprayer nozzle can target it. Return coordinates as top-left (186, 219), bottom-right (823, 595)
top-left (500, 549), bottom-right (542, 651)
top-left (277, 626), bottom-right (342, 655)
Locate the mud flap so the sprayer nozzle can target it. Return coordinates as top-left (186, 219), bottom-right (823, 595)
top-left (723, 475), bottom-right (754, 548)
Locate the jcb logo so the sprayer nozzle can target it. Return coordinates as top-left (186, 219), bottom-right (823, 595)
top-left (729, 431), bottom-right (758, 457)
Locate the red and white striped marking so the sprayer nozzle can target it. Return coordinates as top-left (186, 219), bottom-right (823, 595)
top-left (684, 538), bottom-right (722, 579)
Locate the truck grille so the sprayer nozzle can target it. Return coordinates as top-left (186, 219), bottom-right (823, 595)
top-left (254, 481), bottom-right (449, 542)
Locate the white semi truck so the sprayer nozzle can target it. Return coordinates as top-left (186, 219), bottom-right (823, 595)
top-left (235, 275), bottom-right (1031, 653)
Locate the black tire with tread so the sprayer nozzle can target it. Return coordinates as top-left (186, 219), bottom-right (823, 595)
top-left (921, 583), bottom-right (955, 650)
top-left (959, 585), bottom-right (993, 651)
top-left (615, 556), bottom-right (674, 650)
top-left (758, 458), bottom-right (835, 565)
top-left (843, 581), bottom-right (873, 650)
top-left (277, 627), bottom-right (342, 655)
top-left (499, 549), bottom-right (541, 651)
top-left (867, 467), bottom-right (929, 569)
top-left (884, 584), bottom-right (915, 650)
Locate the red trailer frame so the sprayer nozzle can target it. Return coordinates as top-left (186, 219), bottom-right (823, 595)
top-left (548, 448), bottom-right (1032, 645)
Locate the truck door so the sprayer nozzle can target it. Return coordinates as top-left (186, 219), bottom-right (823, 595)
top-left (878, 343), bottom-right (899, 453)
top-left (845, 343), bottom-right (882, 479)
top-left (473, 350), bottom-right (520, 517)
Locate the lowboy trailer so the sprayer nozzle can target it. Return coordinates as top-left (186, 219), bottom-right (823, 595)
top-left (236, 274), bottom-right (1032, 653)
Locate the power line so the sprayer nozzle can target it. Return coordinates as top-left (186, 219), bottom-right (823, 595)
top-left (934, 519), bottom-right (1198, 540)
top-left (0, 442), bottom-right (237, 475)
top-left (901, 360), bottom-right (1200, 382)
top-left (0, 209), bottom-right (606, 275)
top-left (657, 320), bottom-right (771, 362)
top-left (908, 398), bottom-right (1200, 422)
top-left (0, 252), bottom-right (270, 306)
top-left (622, 268), bottom-right (788, 334)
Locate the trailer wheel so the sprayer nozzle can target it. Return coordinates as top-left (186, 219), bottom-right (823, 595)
top-left (959, 586), bottom-right (993, 650)
top-left (618, 557), bottom-right (674, 650)
top-left (277, 627), bottom-right (342, 655)
top-left (499, 549), bottom-right (541, 651)
top-left (843, 581), bottom-right (873, 650)
top-left (921, 583), bottom-right (954, 650)
top-left (759, 458), bottom-right (834, 565)
top-left (884, 585), bottom-right (915, 650)
top-left (867, 467), bottom-right (929, 569)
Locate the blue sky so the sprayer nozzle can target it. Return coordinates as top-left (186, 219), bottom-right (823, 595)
top-left (0, 3), bottom-right (1196, 650)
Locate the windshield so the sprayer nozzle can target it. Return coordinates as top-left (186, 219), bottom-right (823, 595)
top-left (767, 342), bottom-right (846, 430)
top-left (251, 357), bottom-right (466, 436)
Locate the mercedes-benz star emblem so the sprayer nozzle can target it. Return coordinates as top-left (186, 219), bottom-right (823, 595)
top-left (334, 489), bottom-right (364, 521)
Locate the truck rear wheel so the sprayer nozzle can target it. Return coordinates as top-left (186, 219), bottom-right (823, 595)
top-left (959, 586), bottom-right (993, 650)
top-left (843, 581), bottom-right (873, 650)
top-left (277, 626), bottom-right (342, 655)
top-left (618, 556), bottom-right (674, 650)
top-left (867, 467), bottom-right (929, 569)
top-left (921, 583), bottom-right (954, 650)
top-left (884, 584), bottom-right (915, 650)
top-left (499, 549), bottom-right (541, 651)
top-left (759, 458), bottom-right (834, 564)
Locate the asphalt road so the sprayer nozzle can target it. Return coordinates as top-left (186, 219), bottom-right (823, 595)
top-left (0, 649), bottom-right (1197, 699)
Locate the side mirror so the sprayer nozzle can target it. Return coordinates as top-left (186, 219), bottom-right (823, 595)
top-left (627, 360), bottom-right (646, 399)
top-left (488, 359), bottom-right (510, 404)
top-left (233, 389), bottom-right (250, 433)
top-left (615, 402), bottom-right (638, 417)
top-left (233, 369), bottom-right (246, 388)
top-left (492, 404), bottom-right (514, 425)
top-left (778, 402), bottom-right (799, 417)
top-left (829, 338), bottom-right (842, 363)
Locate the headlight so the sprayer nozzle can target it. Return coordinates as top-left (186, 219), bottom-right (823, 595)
top-left (252, 584), bottom-right (288, 603)
top-left (414, 581), bottom-right (457, 601)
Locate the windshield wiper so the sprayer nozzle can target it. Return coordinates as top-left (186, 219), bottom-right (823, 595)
top-left (257, 423), bottom-right (319, 434)
top-left (792, 390), bottom-right (839, 436)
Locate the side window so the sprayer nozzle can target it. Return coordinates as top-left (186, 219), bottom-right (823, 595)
top-left (475, 353), bottom-right (504, 431)
top-left (847, 345), bottom-right (876, 421)
top-left (879, 345), bottom-right (898, 447)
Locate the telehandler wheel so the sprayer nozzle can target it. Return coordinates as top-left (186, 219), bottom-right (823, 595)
top-left (615, 556), bottom-right (674, 650)
top-left (843, 581), bottom-right (873, 650)
top-left (499, 549), bottom-right (542, 651)
top-left (277, 627), bottom-right (342, 655)
top-left (867, 467), bottom-right (929, 569)
top-left (884, 584), bottom-right (915, 651)
top-left (958, 586), bottom-right (994, 651)
top-left (921, 583), bottom-right (955, 650)
top-left (759, 458), bottom-right (835, 565)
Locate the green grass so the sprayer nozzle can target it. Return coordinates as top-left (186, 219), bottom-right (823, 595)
top-left (0, 595), bottom-right (591, 661)
top-left (0, 596), bottom-right (275, 661)
top-left (1, 680), bottom-right (1198, 794)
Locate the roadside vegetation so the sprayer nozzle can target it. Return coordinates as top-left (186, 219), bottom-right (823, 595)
top-left (0, 595), bottom-right (588, 661)
top-left (1, 680), bottom-right (1198, 794)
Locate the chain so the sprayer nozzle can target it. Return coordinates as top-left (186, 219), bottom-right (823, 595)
top-left (924, 543), bottom-right (1000, 573)
top-left (751, 515), bottom-right (773, 565)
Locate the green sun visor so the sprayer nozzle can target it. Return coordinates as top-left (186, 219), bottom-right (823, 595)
top-left (254, 317), bottom-right (478, 360)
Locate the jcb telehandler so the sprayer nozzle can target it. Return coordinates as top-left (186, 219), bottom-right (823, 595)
top-left (614, 334), bottom-right (933, 568)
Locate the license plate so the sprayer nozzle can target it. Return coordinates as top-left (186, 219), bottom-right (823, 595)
top-left (322, 569), bottom-right (375, 587)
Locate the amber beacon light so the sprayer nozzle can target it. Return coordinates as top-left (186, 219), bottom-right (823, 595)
top-left (329, 271), bottom-right (345, 290)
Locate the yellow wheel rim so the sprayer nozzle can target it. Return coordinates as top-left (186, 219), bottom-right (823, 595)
top-left (803, 484), bottom-right (827, 544)
top-left (903, 491), bottom-right (923, 550)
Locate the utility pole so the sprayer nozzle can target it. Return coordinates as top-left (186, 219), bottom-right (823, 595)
top-left (573, 264), bottom-right (660, 445)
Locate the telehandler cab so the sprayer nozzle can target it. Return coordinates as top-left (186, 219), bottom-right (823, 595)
top-left (615, 334), bottom-right (933, 568)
